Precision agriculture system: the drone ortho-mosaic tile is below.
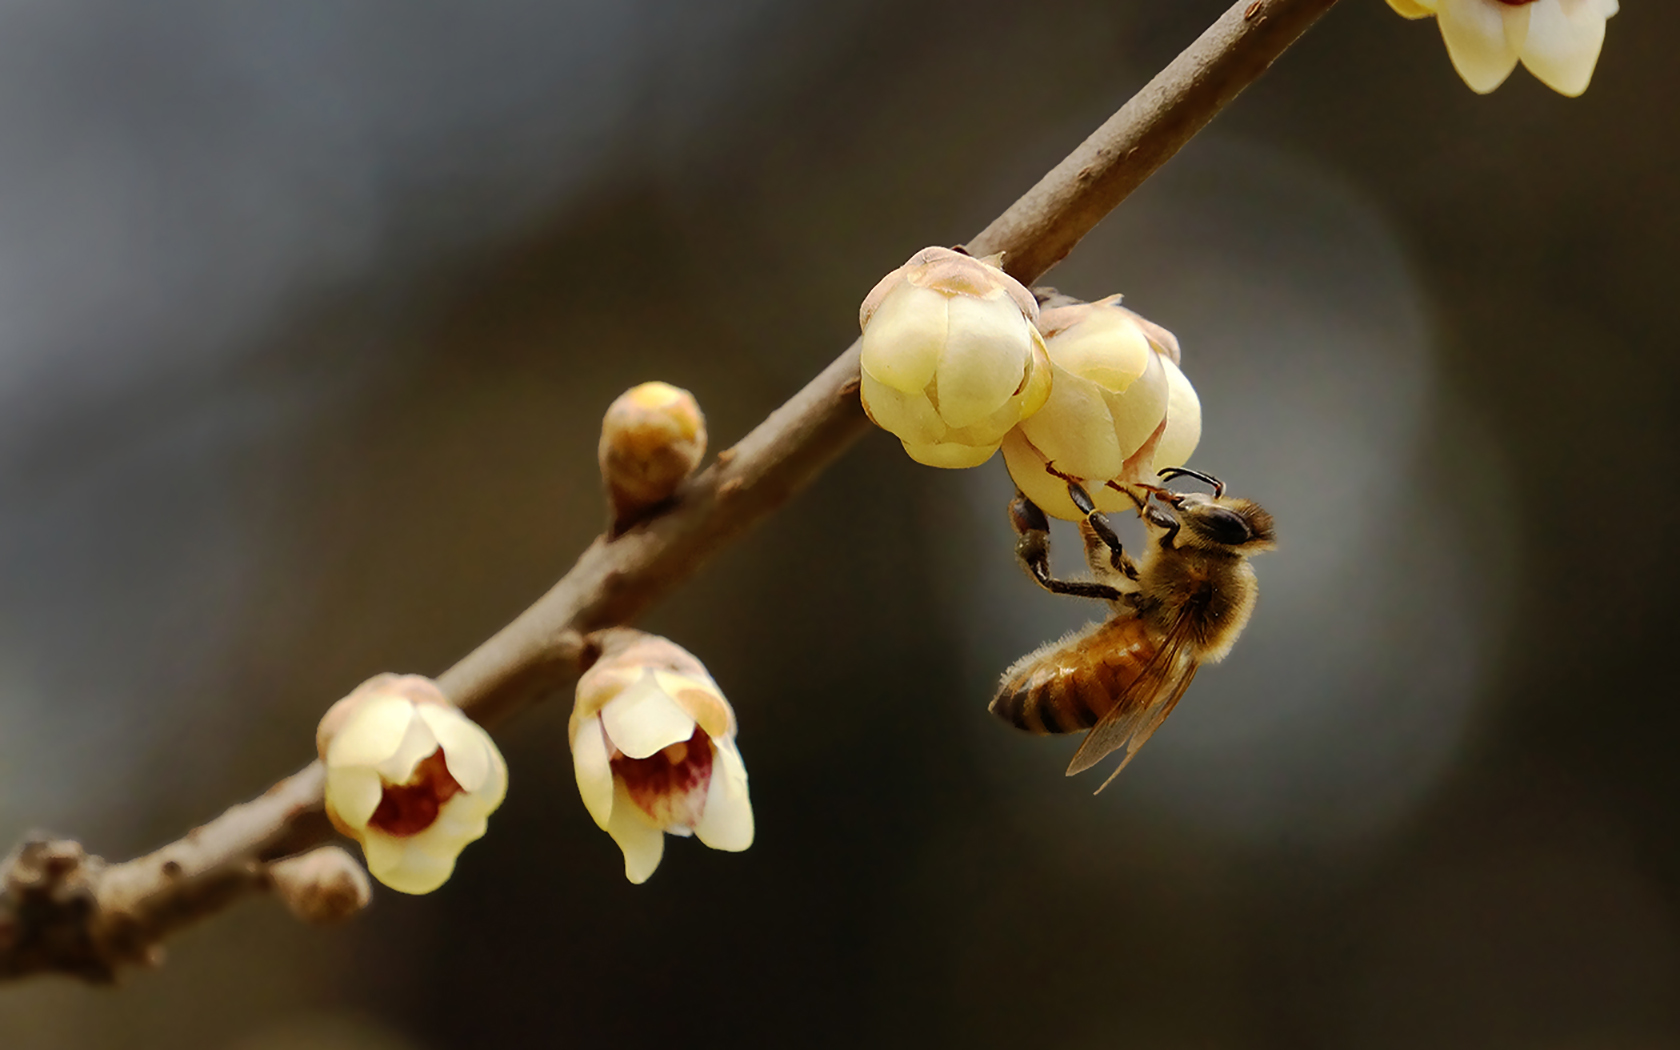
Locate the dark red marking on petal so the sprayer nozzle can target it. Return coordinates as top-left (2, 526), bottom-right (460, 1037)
top-left (611, 726), bottom-right (714, 830)
top-left (369, 748), bottom-right (464, 837)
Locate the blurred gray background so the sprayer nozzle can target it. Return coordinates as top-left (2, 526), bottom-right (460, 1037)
top-left (0, 1), bottom-right (1674, 1047)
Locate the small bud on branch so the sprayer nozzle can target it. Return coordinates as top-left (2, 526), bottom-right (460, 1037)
top-left (599, 381), bottom-right (708, 534)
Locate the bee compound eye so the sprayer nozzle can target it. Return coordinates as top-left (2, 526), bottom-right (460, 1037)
top-left (1194, 506), bottom-right (1253, 546)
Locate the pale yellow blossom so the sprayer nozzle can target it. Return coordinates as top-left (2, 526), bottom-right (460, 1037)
top-left (317, 674), bottom-right (507, 895)
top-left (1387, 0), bottom-right (1617, 96)
top-left (859, 247), bottom-right (1052, 468)
top-left (1002, 297), bottom-right (1199, 521)
top-left (570, 632), bottom-right (753, 884)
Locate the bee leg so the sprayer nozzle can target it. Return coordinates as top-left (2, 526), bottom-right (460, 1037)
top-left (1009, 492), bottom-right (1127, 601)
top-left (1067, 482), bottom-right (1140, 583)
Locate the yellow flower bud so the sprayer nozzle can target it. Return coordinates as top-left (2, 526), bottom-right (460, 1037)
top-left (599, 381), bottom-right (707, 533)
top-left (317, 674), bottom-right (507, 895)
top-left (1003, 298), bottom-right (1199, 521)
top-left (858, 247), bottom-right (1051, 468)
top-left (1386, 0), bottom-right (1616, 97)
top-left (570, 630), bottom-right (752, 884)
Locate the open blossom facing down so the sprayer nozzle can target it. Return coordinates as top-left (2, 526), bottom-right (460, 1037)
top-left (317, 674), bottom-right (507, 895)
top-left (1001, 296), bottom-right (1200, 521)
top-left (859, 247), bottom-right (1052, 469)
top-left (570, 631), bottom-right (752, 884)
top-left (1387, 0), bottom-right (1617, 96)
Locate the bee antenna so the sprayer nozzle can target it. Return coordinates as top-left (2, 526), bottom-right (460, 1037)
top-left (1156, 466), bottom-right (1224, 499)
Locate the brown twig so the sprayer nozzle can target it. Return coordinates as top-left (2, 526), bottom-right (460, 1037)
top-left (0, 0), bottom-right (1340, 982)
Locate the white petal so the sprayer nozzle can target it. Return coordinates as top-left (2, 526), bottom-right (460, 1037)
top-left (1437, 0), bottom-right (1522, 93)
top-left (362, 832), bottom-right (457, 895)
top-left (324, 695), bottom-right (416, 769)
top-left (695, 741), bottom-right (754, 852)
top-left (374, 710), bottom-right (440, 783)
top-left (605, 779), bottom-right (666, 884)
top-left (1519, 0), bottom-right (1607, 97)
top-left (1387, 0), bottom-right (1438, 18)
top-left (901, 439), bottom-right (999, 469)
top-left (416, 795), bottom-right (491, 854)
top-left (1017, 364), bottom-right (1122, 480)
top-left (1045, 309), bottom-right (1153, 394)
top-left (1150, 355), bottom-right (1201, 472)
top-left (1000, 429), bottom-right (1088, 523)
top-left (859, 283), bottom-right (946, 394)
top-left (860, 373), bottom-right (948, 446)
top-left (1101, 348), bottom-right (1171, 465)
top-left (477, 732), bottom-right (508, 811)
top-left (934, 295), bottom-right (1032, 429)
top-left (572, 716), bottom-right (616, 830)
top-left (416, 704), bottom-right (491, 793)
top-left (656, 670), bottom-right (733, 739)
top-left (600, 671), bottom-right (696, 760)
top-left (325, 765), bottom-right (385, 829)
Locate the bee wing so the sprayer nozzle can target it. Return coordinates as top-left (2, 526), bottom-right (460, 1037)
top-left (1064, 612), bottom-right (1200, 793)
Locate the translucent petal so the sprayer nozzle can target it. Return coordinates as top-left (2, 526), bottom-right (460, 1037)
top-left (374, 710), bottom-right (439, 783)
top-left (325, 695), bottom-right (415, 769)
top-left (600, 672), bottom-right (697, 760)
top-left (1017, 364), bottom-right (1122, 480)
top-left (1437, 0), bottom-right (1522, 93)
top-left (1152, 356), bottom-right (1203, 472)
top-left (1102, 348), bottom-right (1171, 464)
top-left (1044, 310), bottom-right (1153, 393)
top-left (363, 832), bottom-right (457, 895)
top-left (860, 374), bottom-right (948, 446)
top-left (694, 741), bottom-right (754, 852)
top-left (1000, 429), bottom-right (1088, 523)
top-left (859, 284), bottom-right (946, 394)
top-left (606, 779), bottom-right (666, 884)
top-left (572, 716), bottom-right (616, 830)
top-left (657, 671), bottom-right (734, 739)
top-left (325, 765), bottom-right (385, 829)
top-left (901, 439), bottom-right (999, 469)
top-left (417, 705), bottom-right (491, 793)
top-left (1016, 329), bottom-right (1053, 421)
top-left (934, 296), bottom-right (1033, 428)
top-left (417, 797), bottom-right (490, 855)
top-left (478, 732), bottom-right (508, 811)
top-left (1386, 0), bottom-right (1438, 16)
top-left (1519, 0), bottom-right (1606, 97)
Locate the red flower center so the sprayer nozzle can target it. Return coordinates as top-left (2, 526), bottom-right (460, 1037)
top-left (369, 748), bottom-right (463, 837)
top-left (612, 726), bottom-right (714, 829)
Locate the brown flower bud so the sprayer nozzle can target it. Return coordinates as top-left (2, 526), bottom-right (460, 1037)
top-left (598, 382), bottom-right (707, 534)
top-left (269, 846), bottom-right (373, 925)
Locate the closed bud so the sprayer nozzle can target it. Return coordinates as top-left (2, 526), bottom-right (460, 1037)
top-left (859, 247), bottom-right (1052, 469)
top-left (1386, 0), bottom-right (1616, 97)
top-left (317, 674), bottom-right (508, 895)
top-left (570, 629), bottom-right (753, 884)
top-left (1002, 297), bottom-right (1199, 521)
top-left (270, 846), bottom-right (373, 925)
top-left (599, 381), bottom-right (707, 532)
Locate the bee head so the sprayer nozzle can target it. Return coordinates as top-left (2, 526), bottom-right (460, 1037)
top-left (1173, 494), bottom-right (1275, 553)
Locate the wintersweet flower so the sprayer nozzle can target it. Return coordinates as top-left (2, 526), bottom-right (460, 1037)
top-left (570, 630), bottom-right (753, 884)
top-left (859, 247), bottom-right (1052, 469)
top-left (1386, 0), bottom-right (1617, 96)
top-left (1002, 297), bottom-right (1199, 521)
top-left (317, 674), bottom-right (507, 895)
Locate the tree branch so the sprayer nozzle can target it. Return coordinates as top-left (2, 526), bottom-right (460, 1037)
top-left (0, 0), bottom-right (1340, 982)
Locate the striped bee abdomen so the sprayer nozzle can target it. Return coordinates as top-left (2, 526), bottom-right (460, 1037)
top-left (990, 616), bottom-right (1155, 735)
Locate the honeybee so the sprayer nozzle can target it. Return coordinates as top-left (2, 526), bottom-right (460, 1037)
top-left (990, 467), bottom-right (1275, 792)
